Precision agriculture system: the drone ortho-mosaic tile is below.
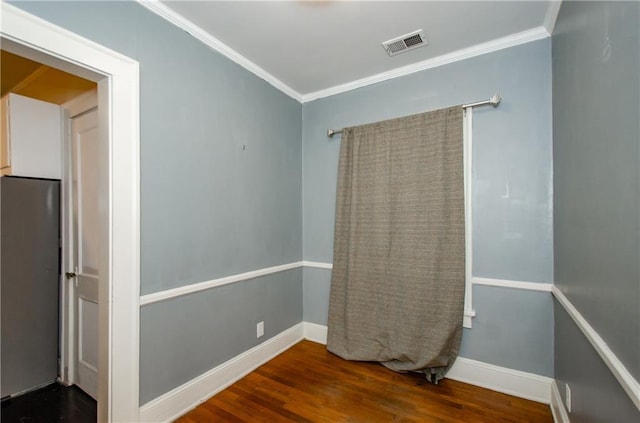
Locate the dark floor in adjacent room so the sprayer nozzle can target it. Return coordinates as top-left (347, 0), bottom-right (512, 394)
top-left (1, 382), bottom-right (96, 423)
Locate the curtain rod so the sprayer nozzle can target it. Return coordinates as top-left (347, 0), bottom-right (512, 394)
top-left (326, 93), bottom-right (502, 138)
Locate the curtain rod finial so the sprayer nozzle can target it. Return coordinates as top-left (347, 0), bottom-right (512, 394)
top-left (490, 93), bottom-right (502, 107)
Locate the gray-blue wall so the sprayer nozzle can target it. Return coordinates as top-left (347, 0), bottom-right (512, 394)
top-left (140, 269), bottom-right (302, 403)
top-left (302, 39), bottom-right (554, 377)
top-left (555, 303), bottom-right (639, 422)
top-left (552, 1), bottom-right (640, 420)
top-left (23, 1), bottom-right (638, 412)
top-left (11, 1), bottom-right (303, 405)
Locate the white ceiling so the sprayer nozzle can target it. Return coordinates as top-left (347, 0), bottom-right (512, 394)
top-left (153, 1), bottom-right (559, 102)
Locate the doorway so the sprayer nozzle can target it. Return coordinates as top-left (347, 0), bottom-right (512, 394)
top-left (1, 3), bottom-right (140, 422)
top-left (1, 49), bottom-right (99, 412)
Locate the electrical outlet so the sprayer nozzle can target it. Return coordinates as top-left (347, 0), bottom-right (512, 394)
top-left (565, 383), bottom-right (571, 412)
top-left (257, 321), bottom-right (264, 338)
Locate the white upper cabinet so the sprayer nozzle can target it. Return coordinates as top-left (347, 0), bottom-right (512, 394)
top-left (1, 93), bottom-right (62, 179)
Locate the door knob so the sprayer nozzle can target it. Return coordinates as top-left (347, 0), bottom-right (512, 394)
top-left (65, 272), bottom-right (77, 279)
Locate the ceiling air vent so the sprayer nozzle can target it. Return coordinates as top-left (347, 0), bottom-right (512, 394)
top-left (382, 30), bottom-right (428, 57)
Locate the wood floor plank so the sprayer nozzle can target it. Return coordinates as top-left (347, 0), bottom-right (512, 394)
top-left (174, 340), bottom-right (553, 423)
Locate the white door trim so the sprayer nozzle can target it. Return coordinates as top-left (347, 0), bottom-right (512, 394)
top-left (1, 4), bottom-right (141, 422)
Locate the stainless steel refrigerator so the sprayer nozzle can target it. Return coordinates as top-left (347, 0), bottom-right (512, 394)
top-left (1, 176), bottom-right (60, 398)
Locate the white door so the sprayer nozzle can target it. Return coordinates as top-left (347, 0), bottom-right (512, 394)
top-left (70, 108), bottom-right (99, 399)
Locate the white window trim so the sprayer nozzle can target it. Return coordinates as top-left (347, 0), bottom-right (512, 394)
top-left (463, 108), bottom-right (475, 328)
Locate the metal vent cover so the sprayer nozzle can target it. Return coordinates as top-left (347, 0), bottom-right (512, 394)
top-left (382, 30), bottom-right (428, 56)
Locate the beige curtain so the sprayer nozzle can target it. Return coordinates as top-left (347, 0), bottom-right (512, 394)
top-left (327, 106), bottom-right (465, 381)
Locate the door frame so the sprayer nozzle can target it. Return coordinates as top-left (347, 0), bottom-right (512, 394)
top-left (1, 4), bottom-right (140, 422)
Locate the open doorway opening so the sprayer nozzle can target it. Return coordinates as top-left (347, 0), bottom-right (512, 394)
top-left (1, 4), bottom-right (140, 421)
top-left (1, 49), bottom-right (99, 420)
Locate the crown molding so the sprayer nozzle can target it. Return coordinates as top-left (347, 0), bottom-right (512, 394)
top-left (544, 1), bottom-right (563, 35)
top-left (135, 0), bottom-right (304, 102)
top-left (137, 1), bottom-right (551, 105)
top-left (301, 26), bottom-right (550, 103)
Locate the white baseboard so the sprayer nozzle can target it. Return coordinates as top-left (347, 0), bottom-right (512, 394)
top-left (550, 380), bottom-right (570, 423)
top-left (139, 323), bottom-right (304, 422)
top-left (303, 321), bottom-right (328, 344)
top-left (302, 322), bottom-right (553, 405)
top-left (447, 357), bottom-right (552, 404)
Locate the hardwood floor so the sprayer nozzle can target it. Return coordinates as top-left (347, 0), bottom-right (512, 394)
top-left (175, 340), bottom-right (553, 422)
